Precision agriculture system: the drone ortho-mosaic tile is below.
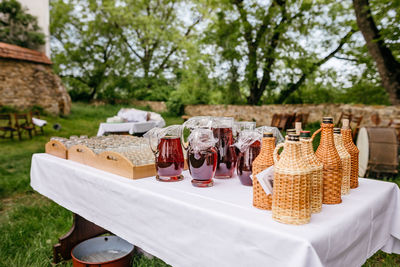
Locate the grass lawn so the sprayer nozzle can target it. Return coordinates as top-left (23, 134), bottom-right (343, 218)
top-left (0, 102), bottom-right (399, 266)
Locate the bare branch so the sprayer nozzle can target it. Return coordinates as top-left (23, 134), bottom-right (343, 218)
top-left (333, 55), bottom-right (359, 62)
top-left (276, 28), bottom-right (356, 103)
top-left (153, 17), bottom-right (201, 75)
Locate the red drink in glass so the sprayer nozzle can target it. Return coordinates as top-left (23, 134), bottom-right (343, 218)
top-left (213, 127), bottom-right (236, 178)
top-left (188, 147), bottom-right (217, 187)
top-left (156, 136), bottom-right (184, 182)
top-left (236, 140), bottom-right (261, 186)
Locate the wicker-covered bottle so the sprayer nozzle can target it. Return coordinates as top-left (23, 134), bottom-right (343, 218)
top-left (252, 133), bottom-right (275, 210)
top-left (333, 128), bottom-right (351, 195)
top-left (312, 117), bottom-right (342, 204)
top-left (272, 134), bottom-right (312, 225)
top-left (300, 131), bottom-right (323, 213)
top-left (341, 119), bottom-right (359, 189)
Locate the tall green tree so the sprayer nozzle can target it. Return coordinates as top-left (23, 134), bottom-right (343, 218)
top-left (0, 0), bottom-right (45, 49)
top-left (106, 0), bottom-right (201, 91)
top-left (353, 0), bottom-right (400, 104)
top-left (205, 0), bottom-right (356, 105)
top-left (51, 0), bottom-right (201, 101)
top-left (51, 0), bottom-right (123, 101)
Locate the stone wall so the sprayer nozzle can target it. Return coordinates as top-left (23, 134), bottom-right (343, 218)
top-left (0, 59), bottom-right (71, 115)
top-left (185, 104), bottom-right (400, 126)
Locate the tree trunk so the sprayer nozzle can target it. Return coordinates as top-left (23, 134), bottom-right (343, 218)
top-left (353, 0), bottom-right (400, 105)
top-left (246, 45), bottom-right (260, 105)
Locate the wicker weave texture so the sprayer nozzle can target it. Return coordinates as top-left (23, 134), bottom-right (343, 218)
top-left (252, 137), bottom-right (275, 210)
top-left (342, 128), bottom-right (359, 189)
top-left (272, 140), bottom-right (312, 225)
top-left (300, 138), bottom-right (323, 213)
top-left (334, 134), bottom-right (351, 195)
top-left (315, 123), bottom-right (343, 204)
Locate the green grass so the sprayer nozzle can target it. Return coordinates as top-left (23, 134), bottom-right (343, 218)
top-left (0, 103), bottom-right (399, 266)
top-left (0, 102), bottom-right (177, 267)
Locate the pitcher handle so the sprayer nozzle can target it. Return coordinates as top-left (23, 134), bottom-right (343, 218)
top-left (273, 143), bottom-right (285, 164)
top-left (180, 123), bottom-right (189, 150)
top-left (311, 128), bottom-right (322, 141)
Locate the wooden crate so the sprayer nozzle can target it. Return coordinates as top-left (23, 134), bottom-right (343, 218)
top-left (46, 142), bottom-right (188, 179)
top-left (45, 140), bottom-right (67, 159)
top-left (68, 145), bottom-right (97, 168)
top-left (96, 151), bottom-right (157, 179)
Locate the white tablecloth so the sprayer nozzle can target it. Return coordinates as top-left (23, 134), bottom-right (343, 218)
top-left (30, 154), bottom-right (400, 267)
top-left (97, 120), bottom-right (164, 136)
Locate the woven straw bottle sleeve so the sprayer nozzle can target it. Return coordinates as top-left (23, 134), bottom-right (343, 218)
top-left (314, 121), bottom-right (343, 204)
top-left (272, 137), bottom-right (312, 225)
top-left (300, 138), bottom-right (323, 213)
top-left (341, 128), bottom-right (359, 189)
top-left (333, 132), bottom-right (351, 195)
top-left (252, 136), bottom-right (275, 210)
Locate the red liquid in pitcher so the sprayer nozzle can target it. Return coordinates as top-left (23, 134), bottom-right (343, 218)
top-left (156, 136), bottom-right (184, 181)
top-left (188, 148), bottom-right (217, 187)
top-left (212, 127), bottom-right (236, 178)
top-left (237, 140), bottom-right (261, 186)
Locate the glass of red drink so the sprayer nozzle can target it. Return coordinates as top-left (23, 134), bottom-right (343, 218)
top-left (212, 117), bottom-right (236, 178)
top-left (236, 140), bottom-right (261, 186)
top-left (234, 130), bottom-right (262, 186)
top-left (156, 136), bottom-right (185, 182)
top-left (187, 128), bottom-right (217, 187)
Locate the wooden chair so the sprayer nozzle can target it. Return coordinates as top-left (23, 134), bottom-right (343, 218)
top-left (31, 110), bottom-right (45, 134)
top-left (16, 113), bottom-right (35, 139)
top-left (271, 113), bottom-right (281, 128)
top-left (350, 115), bottom-right (363, 140)
top-left (293, 112), bottom-right (309, 129)
top-left (0, 113), bottom-right (21, 140)
top-left (337, 112), bottom-right (352, 127)
top-left (277, 113), bottom-right (295, 131)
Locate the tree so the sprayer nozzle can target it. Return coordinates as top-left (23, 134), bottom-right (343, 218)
top-left (51, 0), bottom-right (202, 101)
top-left (353, 0), bottom-right (400, 105)
top-left (51, 0), bottom-right (123, 101)
top-left (205, 0), bottom-right (356, 105)
top-left (106, 0), bottom-right (202, 91)
top-left (0, 0), bottom-right (45, 49)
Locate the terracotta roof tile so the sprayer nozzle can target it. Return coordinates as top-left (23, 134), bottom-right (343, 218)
top-left (0, 42), bottom-right (52, 65)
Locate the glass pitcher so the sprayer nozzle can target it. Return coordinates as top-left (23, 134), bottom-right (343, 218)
top-left (187, 128), bottom-right (218, 187)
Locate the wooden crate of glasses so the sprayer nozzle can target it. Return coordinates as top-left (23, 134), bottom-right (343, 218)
top-left (45, 135), bottom-right (158, 179)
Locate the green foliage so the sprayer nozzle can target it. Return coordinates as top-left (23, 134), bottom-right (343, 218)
top-left (50, 0), bottom-right (400, 107)
top-left (0, 0), bottom-right (45, 49)
top-left (51, 0), bottom-right (201, 102)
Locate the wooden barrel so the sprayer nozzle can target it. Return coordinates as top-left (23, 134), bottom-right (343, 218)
top-left (356, 127), bottom-right (398, 177)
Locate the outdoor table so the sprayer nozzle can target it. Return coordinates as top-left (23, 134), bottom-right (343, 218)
top-left (96, 120), bottom-right (163, 136)
top-left (30, 153), bottom-right (400, 267)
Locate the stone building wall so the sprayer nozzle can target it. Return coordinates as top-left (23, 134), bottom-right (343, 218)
top-left (0, 58), bottom-right (71, 115)
top-left (184, 104), bottom-right (400, 126)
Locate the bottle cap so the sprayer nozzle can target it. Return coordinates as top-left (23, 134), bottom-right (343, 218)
top-left (322, 117), bottom-right (333, 124)
top-left (333, 128), bottom-right (341, 134)
top-left (288, 134), bottom-right (299, 141)
top-left (300, 131), bottom-right (311, 138)
top-left (263, 132), bottom-right (273, 137)
top-left (286, 129), bottom-right (296, 134)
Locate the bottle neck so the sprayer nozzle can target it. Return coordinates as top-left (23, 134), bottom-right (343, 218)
top-left (320, 123), bottom-right (335, 146)
top-left (261, 137), bottom-right (275, 151)
top-left (300, 138), bottom-right (313, 153)
top-left (341, 128), bottom-right (352, 139)
top-left (333, 134), bottom-right (343, 146)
